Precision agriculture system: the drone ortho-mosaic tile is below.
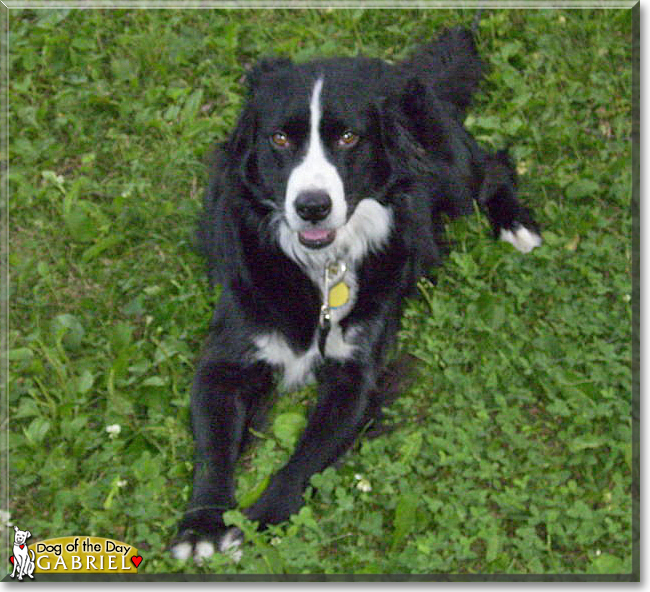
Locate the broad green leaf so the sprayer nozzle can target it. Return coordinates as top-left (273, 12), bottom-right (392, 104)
top-left (391, 493), bottom-right (418, 552)
top-left (565, 179), bottom-right (599, 200)
top-left (272, 412), bottom-right (307, 450)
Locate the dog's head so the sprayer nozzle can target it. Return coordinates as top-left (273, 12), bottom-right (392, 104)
top-left (226, 57), bottom-right (406, 266)
top-left (13, 526), bottom-right (31, 545)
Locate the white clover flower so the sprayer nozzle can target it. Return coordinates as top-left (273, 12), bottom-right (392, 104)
top-left (106, 424), bottom-right (121, 439)
top-left (354, 474), bottom-right (372, 493)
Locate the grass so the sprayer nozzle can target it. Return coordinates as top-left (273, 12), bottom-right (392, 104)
top-left (5, 7), bottom-right (634, 578)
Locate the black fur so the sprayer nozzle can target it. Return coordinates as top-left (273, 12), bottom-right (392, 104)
top-left (172, 27), bottom-right (540, 560)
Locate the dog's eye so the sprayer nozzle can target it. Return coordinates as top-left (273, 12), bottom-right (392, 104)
top-left (270, 131), bottom-right (291, 149)
top-left (337, 131), bottom-right (359, 148)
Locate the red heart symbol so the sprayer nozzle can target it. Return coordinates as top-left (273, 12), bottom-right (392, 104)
top-left (19, 545), bottom-right (24, 549)
top-left (131, 556), bottom-right (143, 568)
top-left (9, 556), bottom-right (14, 564)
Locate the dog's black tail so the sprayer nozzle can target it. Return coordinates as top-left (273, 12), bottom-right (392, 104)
top-left (402, 27), bottom-right (483, 116)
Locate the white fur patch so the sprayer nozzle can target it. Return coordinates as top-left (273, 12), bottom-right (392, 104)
top-left (285, 77), bottom-right (347, 232)
top-left (254, 323), bottom-right (358, 390)
top-left (500, 225), bottom-right (542, 253)
top-left (193, 540), bottom-right (216, 563)
top-left (170, 533), bottom-right (243, 565)
top-left (218, 528), bottom-right (243, 563)
top-left (323, 323), bottom-right (357, 360)
top-left (170, 541), bottom-right (193, 562)
top-left (254, 332), bottom-right (321, 390)
top-left (335, 198), bottom-right (393, 264)
top-left (278, 198), bottom-right (393, 276)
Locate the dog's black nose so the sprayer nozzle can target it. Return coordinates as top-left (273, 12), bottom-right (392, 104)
top-left (295, 191), bottom-right (332, 222)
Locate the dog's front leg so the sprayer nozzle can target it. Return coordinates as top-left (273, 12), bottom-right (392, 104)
top-left (171, 357), bottom-right (274, 562)
top-left (15, 557), bottom-right (24, 580)
top-left (245, 358), bottom-right (376, 527)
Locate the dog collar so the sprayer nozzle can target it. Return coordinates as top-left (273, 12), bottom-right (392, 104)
top-left (318, 259), bottom-right (349, 355)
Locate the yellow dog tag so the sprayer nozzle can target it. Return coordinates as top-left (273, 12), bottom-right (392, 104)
top-left (328, 281), bottom-right (349, 308)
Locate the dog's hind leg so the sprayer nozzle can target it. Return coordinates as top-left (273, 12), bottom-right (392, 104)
top-left (477, 150), bottom-right (542, 253)
top-left (26, 551), bottom-right (35, 579)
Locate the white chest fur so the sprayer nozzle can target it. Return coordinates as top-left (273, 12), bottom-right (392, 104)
top-left (262, 195), bottom-right (392, 390)
top-left (253, 263), bottom-right (358, 390)
top-left (253, 322), bottom-right (357, 391)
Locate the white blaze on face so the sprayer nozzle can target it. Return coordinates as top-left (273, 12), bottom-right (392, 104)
top-left (285, 77), bottom-right (347, 232)
top-left (275, 74), bottom-right (394, 287)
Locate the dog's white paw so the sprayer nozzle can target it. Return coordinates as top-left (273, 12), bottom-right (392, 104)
top-left (170, 528), bottom-right (243, 564)
top-left (218, 528), bottom-right (243, 563)
top-left (169, 540), bottom-right (193, 562)
top-left (193, 540), bottom-right (216, 564)
top-left (500, 224), bottom-right (542, 253)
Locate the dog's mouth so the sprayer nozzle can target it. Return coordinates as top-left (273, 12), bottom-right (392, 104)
top-left (298, 228), bottom-right (337, 249)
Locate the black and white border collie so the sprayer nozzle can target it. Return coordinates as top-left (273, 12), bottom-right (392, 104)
top-left (171, 27), bottom-right (541, 562)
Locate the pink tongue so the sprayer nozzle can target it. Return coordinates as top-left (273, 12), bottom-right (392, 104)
top-left (300, 229), bottom-right (332, 241)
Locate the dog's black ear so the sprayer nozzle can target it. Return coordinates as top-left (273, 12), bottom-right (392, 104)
top-left (396, 78), bottom-right (454, 162)
top-left (245, 57), bottom-right (293, 91)
top-left (227, 103), bottom-right (256, 159)
top-left (373, 92), bottom-right (443, 270)
top-left (215, 100), bottom-right (260, 197)
top-left (224, 103), bottom-right (267, 197)
top-left (375, 80), bottom-right (446, 175)
top-left (373, 93), bottom-right (415, 186)
top-left (226, 58), bottom-right (292, 193)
